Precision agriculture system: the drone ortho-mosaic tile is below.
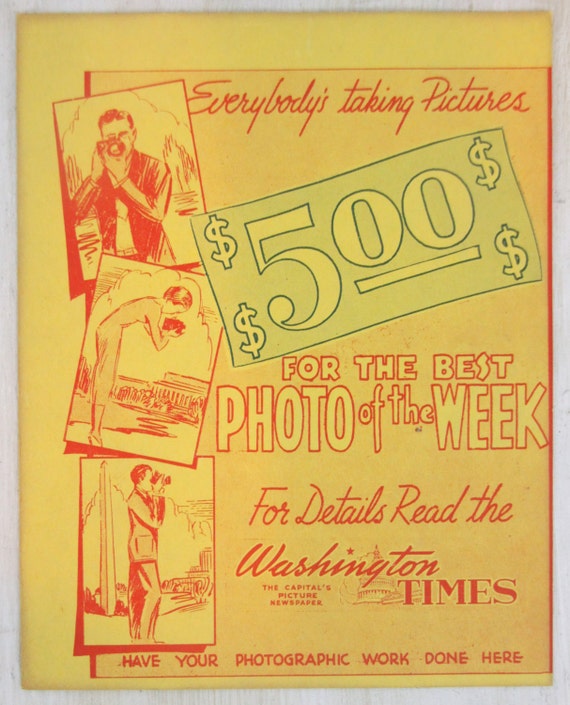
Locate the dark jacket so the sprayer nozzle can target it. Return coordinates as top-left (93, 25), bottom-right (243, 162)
top-left (72, 149), bottom-right (173, 263)
top-left (127, 488), bottom-right (166, 563)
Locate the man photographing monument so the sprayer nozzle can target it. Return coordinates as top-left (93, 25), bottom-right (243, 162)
top-left (72, 108), bottom-right (174, 264)
top-left (127, 463), bottom-right (169, 642)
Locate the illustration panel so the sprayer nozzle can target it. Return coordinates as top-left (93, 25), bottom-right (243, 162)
top-left (53, 81), bottom-right (205, 297)
top-left (76, 455), bottom-right (215, 654)
top-left (64, 255), bottom-right (221, 465)
top-left (85, 62), bottom-right (551, 685)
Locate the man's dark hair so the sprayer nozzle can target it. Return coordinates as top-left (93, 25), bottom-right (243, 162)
top-left (163, 286), bottom-right (192, 310)
top-left (131, 463), bottom-right (152, 485)
top-left (98, 109), bottom-right (135, 131)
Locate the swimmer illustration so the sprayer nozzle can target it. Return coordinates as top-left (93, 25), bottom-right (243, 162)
top-left (88, 286), bottom-right (192, 446)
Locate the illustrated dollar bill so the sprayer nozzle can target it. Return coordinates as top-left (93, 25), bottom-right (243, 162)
top-left (194, 128), bottom-right (540, 366)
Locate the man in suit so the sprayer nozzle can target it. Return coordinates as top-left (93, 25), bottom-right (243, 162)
top-left (72, 109), bottom-right (174, 264)
top-left (127, 463), bottom-right (166, 642)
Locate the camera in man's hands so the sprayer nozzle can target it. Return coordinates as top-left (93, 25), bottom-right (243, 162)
top-left (97, 137), bottom-right (126, 157)
top-left (162, 317), bottom-right (186, 336)
top-left (150, 471), bottom-right (171, 488)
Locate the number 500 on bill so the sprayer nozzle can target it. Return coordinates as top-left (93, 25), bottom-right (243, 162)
top-left (191, 129), bottom-right (541, 367)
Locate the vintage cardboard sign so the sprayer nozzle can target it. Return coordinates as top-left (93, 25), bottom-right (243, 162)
top-left (19, 13), bottom-right (552, 688)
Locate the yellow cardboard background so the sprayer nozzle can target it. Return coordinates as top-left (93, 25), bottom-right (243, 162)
top-left (19, 12), bottom-right (551, 689)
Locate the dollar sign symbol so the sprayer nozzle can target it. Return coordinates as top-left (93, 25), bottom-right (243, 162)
top-left (468, 136), bottom-right (501, 190)
top-left (233, 302), bottom-right (267, 360)
top-left (494, 224), bottom-right (528, 280)
top-left (203, 214), bottom-right (238, 269)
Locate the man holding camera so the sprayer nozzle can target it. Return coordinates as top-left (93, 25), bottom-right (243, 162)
top-left (127, 463), bottom-right (167, 642)
top-left (72, 109), bottom-right (174, 264)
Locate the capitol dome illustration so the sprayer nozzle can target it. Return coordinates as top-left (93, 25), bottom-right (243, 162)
top-left (356, 545), bottom-right (400, 604)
